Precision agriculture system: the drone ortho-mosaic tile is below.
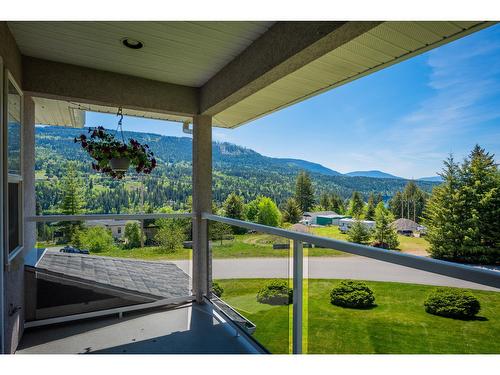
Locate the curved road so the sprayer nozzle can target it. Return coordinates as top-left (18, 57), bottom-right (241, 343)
top-left (172, 256), bottom-right (498, 291)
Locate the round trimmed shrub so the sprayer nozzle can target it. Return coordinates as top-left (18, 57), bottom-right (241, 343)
top-left (330, 280), bottom-right (375, 309)
top-left (256, 280), bottom-right (293, 305)
top-left (424, 288), bottom-right (480, 319)
top-left (212, 282), bottom-right (224, 298)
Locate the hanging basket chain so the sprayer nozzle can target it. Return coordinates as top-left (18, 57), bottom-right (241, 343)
top-left (116, 106), bottom-right (126, 144)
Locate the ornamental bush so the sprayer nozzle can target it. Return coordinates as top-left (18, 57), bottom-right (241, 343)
top-left (256, 280), bottom-right (293, 305)
top-left (212, 282), bottom-right (224, 298)
top-left (330, 280), bottom-right (375, 309)
top-left (424, 288), bottom-right (480, 319)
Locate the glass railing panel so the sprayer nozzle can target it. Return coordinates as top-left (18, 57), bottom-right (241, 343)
top-left (209, 220), bottom-right (292, 353)
top-left (29, 216), bottom-right (193, 322)
top-left (305, 242), bottom-right (500, 354)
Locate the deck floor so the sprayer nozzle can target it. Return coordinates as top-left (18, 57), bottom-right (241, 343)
top-left (17, 303), bottom-right (260, 354)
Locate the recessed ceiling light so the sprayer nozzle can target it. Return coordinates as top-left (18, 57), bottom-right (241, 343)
top-left (121, 38), bottom-right (144, 50)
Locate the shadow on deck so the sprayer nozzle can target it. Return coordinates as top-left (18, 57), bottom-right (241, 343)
top-left (17, 303), bottom-right (261, 354)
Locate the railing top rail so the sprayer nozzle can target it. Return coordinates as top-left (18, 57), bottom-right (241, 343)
top-left (202, 213), bottom-right (500, 289)
top-left (27, 212), bottom-right (194, 222)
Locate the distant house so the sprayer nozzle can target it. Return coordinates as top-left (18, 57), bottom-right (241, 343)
top-left (339, 218), bottom-right (376, 233)
top-left (391, 218), bottom-right (426, 237)
top-left (301, 211), bottom-right (349, 226)
top-left (85, 219), bottom-right (140, 240)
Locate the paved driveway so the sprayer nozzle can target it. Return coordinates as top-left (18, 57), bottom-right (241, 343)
top-left (173, 256), bottom-right (498, 291)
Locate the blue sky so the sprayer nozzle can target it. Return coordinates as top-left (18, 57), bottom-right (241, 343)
top-left (86, 24), bottom-right (500, 179)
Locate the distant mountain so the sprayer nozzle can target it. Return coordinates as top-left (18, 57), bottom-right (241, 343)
top-left (277, 158), bottom-right (341, 176)
top-left (344, 170), bottom-right (403, 179)
top-left (418, 176), bottom-right (444, 182)
top-left (34, 126), bottom-right (440, 213)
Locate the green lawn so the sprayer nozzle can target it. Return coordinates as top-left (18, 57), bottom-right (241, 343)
top-left (88, 232), bottom-right (345, 260)
top-left (311, 225), bottom-right (430, 255)
top-left (216, 278), bottom-right (500, 354)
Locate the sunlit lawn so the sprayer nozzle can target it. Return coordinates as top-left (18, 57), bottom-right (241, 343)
top-left (216, 278), bottom-right (500, 354)
top-left (311, 225), bottom-right (430, 255)
top-left (47, 225), bottom-right (429, 260)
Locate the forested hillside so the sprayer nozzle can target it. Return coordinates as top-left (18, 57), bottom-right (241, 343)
top-left (35, 126), bottom-right (437, 214)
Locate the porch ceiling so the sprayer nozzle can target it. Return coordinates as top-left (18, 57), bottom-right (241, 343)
top-left (7, 21), bottom-right (495, 129)
top-left (8, 21), bottom-right (274, 87)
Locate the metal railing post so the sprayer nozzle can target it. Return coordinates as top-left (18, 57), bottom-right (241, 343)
top-left (292, 239), bottom-right (303, 354)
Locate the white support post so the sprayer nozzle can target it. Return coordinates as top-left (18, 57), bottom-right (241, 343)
top-left (292, 239), bottom-right (303, 354)
top-left (192, 115), bottom-right (212, 303)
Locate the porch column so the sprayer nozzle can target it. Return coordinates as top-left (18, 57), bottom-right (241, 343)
top-left (191, 115), bottom-right (212, 303)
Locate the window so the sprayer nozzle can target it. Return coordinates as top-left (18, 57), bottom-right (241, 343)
top-left (3, 71), bottom-right (23, 261)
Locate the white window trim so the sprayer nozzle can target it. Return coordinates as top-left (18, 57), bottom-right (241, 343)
top-left (3, 70), bottom-right (24, 265)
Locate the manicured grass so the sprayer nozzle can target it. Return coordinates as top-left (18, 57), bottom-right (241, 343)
top-left (311, 225), bottom-right (430, 256)
top-left (215, 278), bottom-right (500, 354)
top-left (90, 232), bottom-right (346, 260)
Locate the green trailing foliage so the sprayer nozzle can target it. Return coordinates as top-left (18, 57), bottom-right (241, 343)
top-left (424, 288), bottom-right (480, 320)
top-left (330, 280), bottom-right (375, 309)
top-left (256, 280), bottom-right (293, 305)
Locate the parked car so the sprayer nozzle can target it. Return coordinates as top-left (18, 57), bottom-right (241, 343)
top-left (60, 246), bottom-right (90, 255)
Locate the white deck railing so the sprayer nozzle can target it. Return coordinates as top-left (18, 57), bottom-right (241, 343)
top-left (27, 212), bottom-right (500, 354)
top-left (203, 213), bottom-right (500, 354)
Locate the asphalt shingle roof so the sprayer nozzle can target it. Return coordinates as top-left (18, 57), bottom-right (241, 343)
top-left (36, 252), bottom-right (190, 300)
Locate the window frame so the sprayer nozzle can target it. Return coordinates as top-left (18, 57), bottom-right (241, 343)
top-left (3, 70), bottom-right (24, 264)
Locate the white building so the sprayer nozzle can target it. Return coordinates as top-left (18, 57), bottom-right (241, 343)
top-left (85, 219), bottom-right (140, 240)
top-left (339, 218), bottom-right (376, 233)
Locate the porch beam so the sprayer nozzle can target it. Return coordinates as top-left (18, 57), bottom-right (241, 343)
top-left (191, 115), bottom-right (212, 303)
top-left (200, 21), bottom-right (381, 116)
top-left (21, 56), bottom-right (199, 116)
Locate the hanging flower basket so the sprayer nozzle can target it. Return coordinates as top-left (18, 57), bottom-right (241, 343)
top-left (74, 126), bottom-right (157, 179)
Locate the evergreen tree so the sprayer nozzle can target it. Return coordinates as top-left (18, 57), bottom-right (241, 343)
top-left (389, 181), bottom-right (427, 222)
top-left (373, 202), bottom-right (399, 250)
top-left (330, 192), bottom-right (345, 214)
top-left (257, 197), bottom-right (282, 227)
top-left (282, 197), bottom-right (302, 224)
top-left (320, 193), bottom-right (331, 210)
top-left (60, 162), bottom-right (84, 215)
top-left (375, 193), bottom-right (383, 205)
top-left (223, 193), bottom-right (246, 234)
top-left (424, 147), bottom-right (500, 264)
top-left (365, 193), bottom-right (376, 221)
top-left (348, 191), bottom-right (365, 219)
top-left (347, 220), bottom-right (372, 245)
top-left (59, 162), bottom-right (85, 243)
top-left (294, 171), bottom-right (315, 212)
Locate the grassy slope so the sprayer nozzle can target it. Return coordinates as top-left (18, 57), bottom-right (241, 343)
top-left (216, 279), bottom-right (500, 354)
